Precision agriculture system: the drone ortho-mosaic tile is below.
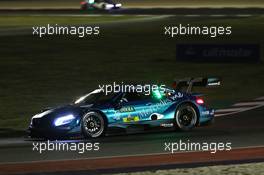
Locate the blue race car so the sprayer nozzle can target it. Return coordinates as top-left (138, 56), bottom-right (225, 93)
top-left (28, 78), bottom-right (220, 139)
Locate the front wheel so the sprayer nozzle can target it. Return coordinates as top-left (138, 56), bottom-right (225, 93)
top-left (175, 104), bottom-right (198, 131)
top-left (81, 111), bottom-right (106, 138)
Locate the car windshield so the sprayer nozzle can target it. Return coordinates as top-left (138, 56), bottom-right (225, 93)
top-left (74, 89), bottom-right (117, 104)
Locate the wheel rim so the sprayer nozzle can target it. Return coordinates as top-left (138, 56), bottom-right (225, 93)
top-left (83, 112), bottom-right (104, 138)
top-left (176, 106), bottom-right (197, 129)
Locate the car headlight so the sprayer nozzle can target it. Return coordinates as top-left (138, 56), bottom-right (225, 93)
top-left (54, 114), bottom-right (75, 126)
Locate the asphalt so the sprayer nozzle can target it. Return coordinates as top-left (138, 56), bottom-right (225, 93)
top-left (1, 147), bottom-right (264, 175)
top-left (0, 106), bottom-right (264, 164)
top-left (0, 7), bottom-right (264, 15)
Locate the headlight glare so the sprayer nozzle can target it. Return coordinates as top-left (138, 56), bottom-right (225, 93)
top-left (54, 114), bottom-right (75, 126)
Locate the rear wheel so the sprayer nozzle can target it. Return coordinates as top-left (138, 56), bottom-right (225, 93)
top-left (175, 104), bottom-right (198, 131)
top-left (82, 111), bottom-right (106, 138)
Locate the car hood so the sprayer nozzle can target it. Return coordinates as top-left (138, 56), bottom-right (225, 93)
top-left (32, 105), bottom-right (82, 120)
top-left (32, 101), bottom-right (110, 121)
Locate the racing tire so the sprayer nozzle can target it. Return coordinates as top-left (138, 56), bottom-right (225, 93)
top-left (174, 104), bottom-right (198, 131)
top-left (81, 111), bottom-right (106, 139)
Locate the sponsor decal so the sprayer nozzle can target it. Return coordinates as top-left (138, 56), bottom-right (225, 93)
top-left (160, 123), bottom-right (174, 127)
top-left (208, 82), bottom-right (221, 86)
top-left (139, 100), bottom-right (170, 118)
top-left (176, 44), bottom-right (260, 63)
top-left (202, 110), bottom-right (214, 116)
top-left (123, 115), bottom-right (140, 123)
top-left (118, 106), bottom-right (135, 113)
top-left (202, 111), bottom-right (210, 115)
top-left (170, 92), bottom-right (184, 100)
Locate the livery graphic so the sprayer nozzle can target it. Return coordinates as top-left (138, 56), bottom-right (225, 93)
top-left (28, 78), bottom-right (220, 139)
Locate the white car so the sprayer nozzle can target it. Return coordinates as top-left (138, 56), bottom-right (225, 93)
top-left (81, 0), bottom-right (122, 10)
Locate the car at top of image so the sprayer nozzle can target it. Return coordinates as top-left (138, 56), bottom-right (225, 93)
top-left (80, 0), bottom-right (122, 10)
top-left (28, 77), bottom-right (220, 139)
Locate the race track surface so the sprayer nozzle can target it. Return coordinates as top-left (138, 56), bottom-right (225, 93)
top-left (0, 6), bottom-right (263, 174)
top-left (0, 7), bottom-right (264, 15)
top-left (0, 105), bottom-right (264, 174)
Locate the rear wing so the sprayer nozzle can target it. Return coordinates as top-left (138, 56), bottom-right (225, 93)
top-left (173, 77), bottom-right (221, 93)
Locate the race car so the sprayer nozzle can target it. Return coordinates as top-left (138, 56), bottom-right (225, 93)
top-left (28, 78), bottom-right (220, 139)
top-left (80, 0), bottom-right (122, 10)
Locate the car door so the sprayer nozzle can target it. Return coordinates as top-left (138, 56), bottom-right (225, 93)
top-left (117, 92), bottom-right (157, 123)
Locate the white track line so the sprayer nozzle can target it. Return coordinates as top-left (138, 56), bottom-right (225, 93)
top-left (236, 14), bottom-right (253, 17)
top-left (25, 14), bottom-right (258, 18)
top-left (232, 101), bottom-right (264, 107)
top-left (214, 96), bottom-right (264, 117)
top-left (216, 107), bottom-right (251, 113)
top-left (215, 104), bottom-right (264, 117)
top-left (28, 14), bottom-right (154, 17)
top-left (255, 96), bottom-right (264, 101)
top-left (184, 15), bottom-right (201, 17)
